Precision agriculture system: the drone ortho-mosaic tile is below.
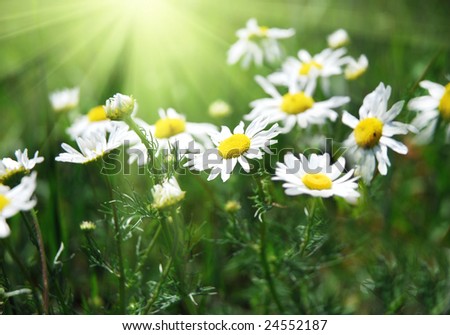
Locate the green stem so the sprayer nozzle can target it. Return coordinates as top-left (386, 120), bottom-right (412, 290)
top-left (136, 223), bottom-right (162, 273)
top-left (142, 256), bottom-right (173, 314)
top-left (0, 240), bottom-right (43, 314)
top-left (28, 210), bottom-right (49, 314)
top-left (259, 218), bottom-right (285, 313)
top-left (105, 175), bottom-right (126, 314)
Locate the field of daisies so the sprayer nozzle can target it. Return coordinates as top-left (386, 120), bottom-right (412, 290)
top-left (1, 0), bottom-right (450, 315)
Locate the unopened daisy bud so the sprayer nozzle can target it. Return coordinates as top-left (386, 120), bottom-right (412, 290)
top-left (345, 55), bottom-right (368, 80)
top-left (80, 221), bottom-right (96, 231)
top-left (151, 177), bottom-right (186, 210)
top-left (225, 200), bottom-right (241, 213)
top-left (208, 100), bottom-right (232, 118)
top-left (327, 29), bottom-right (350, 49)
top-left (105, 93), bottom-right (135, 120)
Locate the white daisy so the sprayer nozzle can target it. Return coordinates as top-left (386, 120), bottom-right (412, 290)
top-left (208, 100), bottom-right (232, 118)
top-left (0, 149), bottom-right (44, 183)
top-left (327, 29), bottom-right (350, 49)
top-left (67, 105), bottom-right (112, 139)
top-left (344, 55), bottom-right (368, 80)
top-left (342, 82), bottom-right (414, 184)
top-left (245, 75), bottom-right (350, 133)
top-left (268, 47), bottom-right (349, 89)
top-left (55, 123), bottom-right (132, 164)
top-left (151, 176), bottom-right (186, 209)
top-left (49, 87), bottom-right (80, 113)
top-left (187, 117), bottom-right (279, 182)
top-left (408, 80), bottom-right (450, 144)
top-left (128, 108), bottom-right (217, 165)
top-left (227, 18), bottom-right (295, 68)
top-left (273, 153), bottom-right (359, 202)
top-left (0, 172), bottom-right (37, 238)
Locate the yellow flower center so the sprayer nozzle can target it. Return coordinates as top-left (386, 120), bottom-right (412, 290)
top-left (281, 92), bottom-right (314, 114)
top-left (87, 106), bottom-right (108, 122)
top-left (299, 61), bottom-right (323, 75)
top-left (439, 83), bottom-right (450, 120)
top-left (354, 117), bottom-right (384, 148)
top-left (302, 173), bottom-right (332, 190)
top-left (259, 26), bottom-right (269, 36)
top-left (218, 134), bottom-right (251, 159)
top-left (0, 194), bottom-right (10, 211)
top-left (154, 118), bottom-right (186, 139)
top-left (345, 68), bottom-right (366, 81)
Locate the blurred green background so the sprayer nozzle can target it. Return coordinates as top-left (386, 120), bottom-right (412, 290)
top-left (1, 0), bottom-right (450, 314)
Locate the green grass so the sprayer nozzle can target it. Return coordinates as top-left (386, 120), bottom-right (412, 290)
top-left (1, 0), bottom-right (450, 314)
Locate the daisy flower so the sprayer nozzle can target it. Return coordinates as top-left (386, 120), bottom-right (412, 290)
top-left (128, 108), bottom-right (217, 165)
top-left (327, 29), bottom-right (350, 49)
top-left (187, 117), bottom-right (279, 182)
top-left (49, 87), bottom-right (80, 113)
top-left (67, 105), bottom-right (112, 139)
top-left (0, 149), bottom-right (44, 183)
top-left (227, 18), bottom-right (295, 68)
top-left (344, 55), bottom-right (368, 80)
top-left (245, 75), bottom-right (350, 133)
top-left (268, 47), bottom-right (349, 89)
top-left (408, 80), bottom-right (450, 144)
top-left (273, 153), bottom-right (359, 202)
top-left (208, 100), bottom-right (232, 119)
top-left (151, 176), bottom-right (186, 209)
top-left (342, 83), bottom-right (414, 184)
top-left (55, 123), bottom-right (132, 164)
top-left (0, 172), bottom-right (37, 238)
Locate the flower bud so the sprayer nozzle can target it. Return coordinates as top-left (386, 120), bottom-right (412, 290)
top-left (105, 93), bottom-right (135, 120)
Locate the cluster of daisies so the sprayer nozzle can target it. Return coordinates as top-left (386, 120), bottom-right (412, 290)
top-left (1, 19), bottom-right (449, 239)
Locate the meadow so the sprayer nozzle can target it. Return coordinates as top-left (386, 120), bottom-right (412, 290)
top-left (0, 0), bottom-right (449, 315)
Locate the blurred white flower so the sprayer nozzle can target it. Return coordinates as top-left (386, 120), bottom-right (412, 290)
top-left (187, 117), bottom-right (279, 182)
top-left (0, 172), bottom-right (37, 238)
top-left (408, 80), bottom-right (450, 144)
top-left (342, 83), bottom-right (414, 184)
top-left (227, 18), bottom-right (295, 68)
top-left (246, 75), bottom-right (349, 133)
top-left (273, 153), bottom-right (359, 202)
top-left (151, 176), bottom-right (186, 209)
top-left (128, 108), bottom-right (217, 165)
top-left (327, 29), bottom-right (350, 49)
top-left (0, 149), bottom-right (44, 183)
top-left (105, 93), bottom-right (135, 120)
top-left (55, 123), bottom-right (132, 164)
top-left (208, 100), bottom-right (232, 118)
top-left (268, 47), bottom-right (349, 88)
top-left (345, 55), bottom-right (368, 80)
top-left (49, 87), bottom-right (80, 113)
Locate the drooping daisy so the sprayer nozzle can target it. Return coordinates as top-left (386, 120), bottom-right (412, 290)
top-left (151, 176), bottom-right (186, 209)
top-left (55, 123), bottom-right (132, 164)
top-left (0, 149), bottom-right (44, 183)
top-left (273, 153), bottom-right (359, 202)
top-left (327, 29), bottom-right (350, 49)
top-left (187, 117), bottom-right (279, 182)
top-left (344, 55), bottom-right (368, 80)
top-left (245, 75), bottom-right (350, 133)
top-left (105, 93), bottom-right (135, 120)
top-left (342, 83), bottom-right (414, 184)
top-left (128, 108), bottom-right (217, 165)
top-left (227, 18), bottom-right (295, 68)
top-left (268, 47), bottom-right (349, 88)
top-left (408, 80), bottom-right (450, 144)
top-left (67, 105), bottom-right (112, 139)
top-left (0, 172), bottom-right (37, 238)
top-left (49, 87), bottom-right (80, 113)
